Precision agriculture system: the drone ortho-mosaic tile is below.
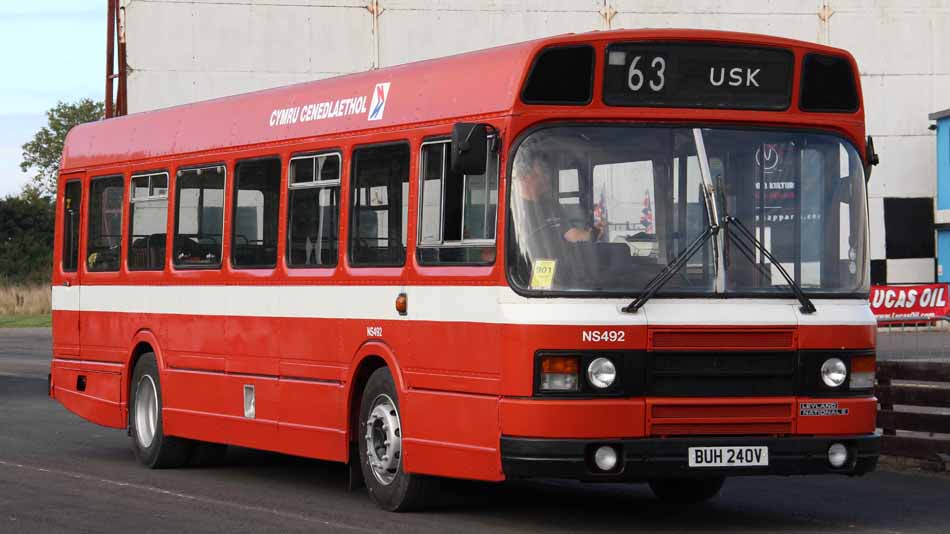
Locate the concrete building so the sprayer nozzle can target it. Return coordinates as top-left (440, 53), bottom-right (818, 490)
top-left (121, 0), bottom-right (950, 285)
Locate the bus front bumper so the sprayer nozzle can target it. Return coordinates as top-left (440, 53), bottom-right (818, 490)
top-left (501, 434), bottom-right (879, 481)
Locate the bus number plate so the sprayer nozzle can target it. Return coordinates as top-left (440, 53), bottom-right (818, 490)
top-left (688, 446), bottom-right (768, 468)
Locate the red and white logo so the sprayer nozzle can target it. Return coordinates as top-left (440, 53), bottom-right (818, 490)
top-left (368, 82), bottom-right (391, 121)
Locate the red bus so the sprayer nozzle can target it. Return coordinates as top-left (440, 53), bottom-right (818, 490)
top-left (51, 29), bottom-right (880, 511)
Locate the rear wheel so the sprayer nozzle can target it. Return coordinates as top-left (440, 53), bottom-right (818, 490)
top-left (357, 367), bottom-right (436, 511)
top-left (129, 353), bottom-right (193, 468)
top-left (648, 476), bottom-right (725, 504)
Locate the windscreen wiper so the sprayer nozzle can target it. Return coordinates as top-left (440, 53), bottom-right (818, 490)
top-left (621, 222), bottom-right (719, 313)
top-left (721, 215), bottom-right (816, 314)
top-left (623, 128), bottom-right (722, 314)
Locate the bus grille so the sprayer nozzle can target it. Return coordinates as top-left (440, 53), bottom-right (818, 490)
top-left (647, 400), bottom-right (794, 436)
top-left (649, 329), bottom-right (796, 351)
top-left (647, 352), bottom-right (798, 397)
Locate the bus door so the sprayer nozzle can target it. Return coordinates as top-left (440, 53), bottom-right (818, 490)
top-left (54, 175), bottom-right (84, 357)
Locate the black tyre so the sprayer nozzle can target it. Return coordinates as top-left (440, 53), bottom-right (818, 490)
top-left (129, 353), bottom-right (193, 468)
top-left (357, 367), bottom-right (436, 511)
top-left (648, 476), bottom-right (725, 504)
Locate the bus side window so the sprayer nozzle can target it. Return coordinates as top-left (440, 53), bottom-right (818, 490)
top-left (417, 139), bottom-right (498, 265)
top-left (287, 152), bottom-right (341, 268)
top-left (86, 175), bottom-right (124, 272)
top-left (174, 165), bottom-right (226, 268)
top-left (349, 143), bottom-right (410, 267)
top-left (128, 172), bottom-right (169, 271)
top-left (62, 181), bottom-right (82, 272)
top-left (232, 158), bottom-right (281, 269)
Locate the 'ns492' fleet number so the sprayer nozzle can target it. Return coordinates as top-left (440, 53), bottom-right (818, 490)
top-left (582, 330), bottom-right (625, 343)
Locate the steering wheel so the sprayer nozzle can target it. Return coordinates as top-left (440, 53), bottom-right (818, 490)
top-left (524, 217), bottom-right (563, 241)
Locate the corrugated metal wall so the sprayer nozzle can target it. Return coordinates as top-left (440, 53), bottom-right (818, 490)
top-left (124, 0), bottom-right (950, 283)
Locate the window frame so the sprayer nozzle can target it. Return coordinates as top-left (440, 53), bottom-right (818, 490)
top-left (230, 155), bottom-right (282, 270)
top-left (286, 150), bottom-right (343, 269)
top-left (348, 140), bottom-right (411, 268)
top-left (85, 174), bottom-right (125, 273)
top-left (172, 163), bottom-right (227, 270)
top-left (416, 136), bottom-right (499, 266)
top-left (127, 170), bottom-right (169, 272)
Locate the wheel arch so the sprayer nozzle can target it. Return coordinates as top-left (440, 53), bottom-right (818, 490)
top-left (344, 341), bottom-right (407, 461)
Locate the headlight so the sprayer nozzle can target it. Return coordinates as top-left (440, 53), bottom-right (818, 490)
top-left (587, 357), bottom-right (617, 389)
top-left (820, 358), bottom-right (847, 388)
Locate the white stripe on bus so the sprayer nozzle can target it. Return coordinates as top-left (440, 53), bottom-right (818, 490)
top-left (51, 285), bottom-right (875, 327)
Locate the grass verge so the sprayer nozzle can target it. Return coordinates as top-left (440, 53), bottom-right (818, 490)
top-left (0, 315), bottom-right (52, 328)
top-left (0, 285), bottom-right (51, 328)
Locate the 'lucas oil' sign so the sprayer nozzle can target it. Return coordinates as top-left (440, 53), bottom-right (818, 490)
top-left (870, 283), bottom-right (950, 321)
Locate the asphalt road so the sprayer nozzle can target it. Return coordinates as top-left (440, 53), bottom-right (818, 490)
top-left (3, 328), bottom-right (950, 534)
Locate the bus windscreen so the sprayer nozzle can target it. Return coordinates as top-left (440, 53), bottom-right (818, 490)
top-left (603, 43), bottom-right (793, 110)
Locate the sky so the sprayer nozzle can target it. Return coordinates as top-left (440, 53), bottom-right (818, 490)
top-left (0, 1), bottom-right (104, 197)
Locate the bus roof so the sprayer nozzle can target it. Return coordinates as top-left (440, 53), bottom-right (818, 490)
top-left (61, 28), bottom-right (859, 172)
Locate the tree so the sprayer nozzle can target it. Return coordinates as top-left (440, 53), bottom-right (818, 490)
top-left (0, 195), bottom-right (54, 283)
top-left (20, 99), bottom-right (104, 199)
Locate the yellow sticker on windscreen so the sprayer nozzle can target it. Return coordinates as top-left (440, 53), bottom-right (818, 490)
top-left (530, 259), bottom-right (557, 290)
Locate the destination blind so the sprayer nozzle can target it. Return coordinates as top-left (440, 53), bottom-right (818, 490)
top-left (603, 43), bottom-right (794, 110)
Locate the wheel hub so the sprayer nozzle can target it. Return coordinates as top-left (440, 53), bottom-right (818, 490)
top-left (364, 394), bottom-right (402, 486)
top-left (134, 375), bottom-right (158, 449)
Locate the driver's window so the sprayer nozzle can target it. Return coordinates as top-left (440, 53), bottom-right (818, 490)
top-left (417, 139), bottom-right (498, 265)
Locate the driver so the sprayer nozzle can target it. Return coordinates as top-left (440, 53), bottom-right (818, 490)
top-left (511, 148), bottom-right (602, 243)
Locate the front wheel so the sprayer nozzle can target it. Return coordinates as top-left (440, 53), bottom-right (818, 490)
top-left (648, 476), bottom-right (725, 504)
top-left (129, 353), bottom-right (193, 468)
top-left (357, 367), bottom-right (436, 511)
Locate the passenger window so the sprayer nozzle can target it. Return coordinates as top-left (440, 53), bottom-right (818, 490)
top-left (62, 181), bottom-right (81, 272)
top-left (128, 172), bottom-right (169, 271)
top-left (350, 143), bottom-right (410, 266)
top-left (232, 158), bottom-right (281, 268)
top-left (417, 139), bottom-right (498, 265)
top-left (86, 175), bottom-right (124, 272)
top-left (288, 153), bottom-right (341, 268)
top-left (174, 165), bottom-right (225, 267)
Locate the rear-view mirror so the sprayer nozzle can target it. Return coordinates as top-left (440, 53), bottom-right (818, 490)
top-left (865, 135), bottom-right (879, 181)
top-left (451, 123), bottom-right (488, 175)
